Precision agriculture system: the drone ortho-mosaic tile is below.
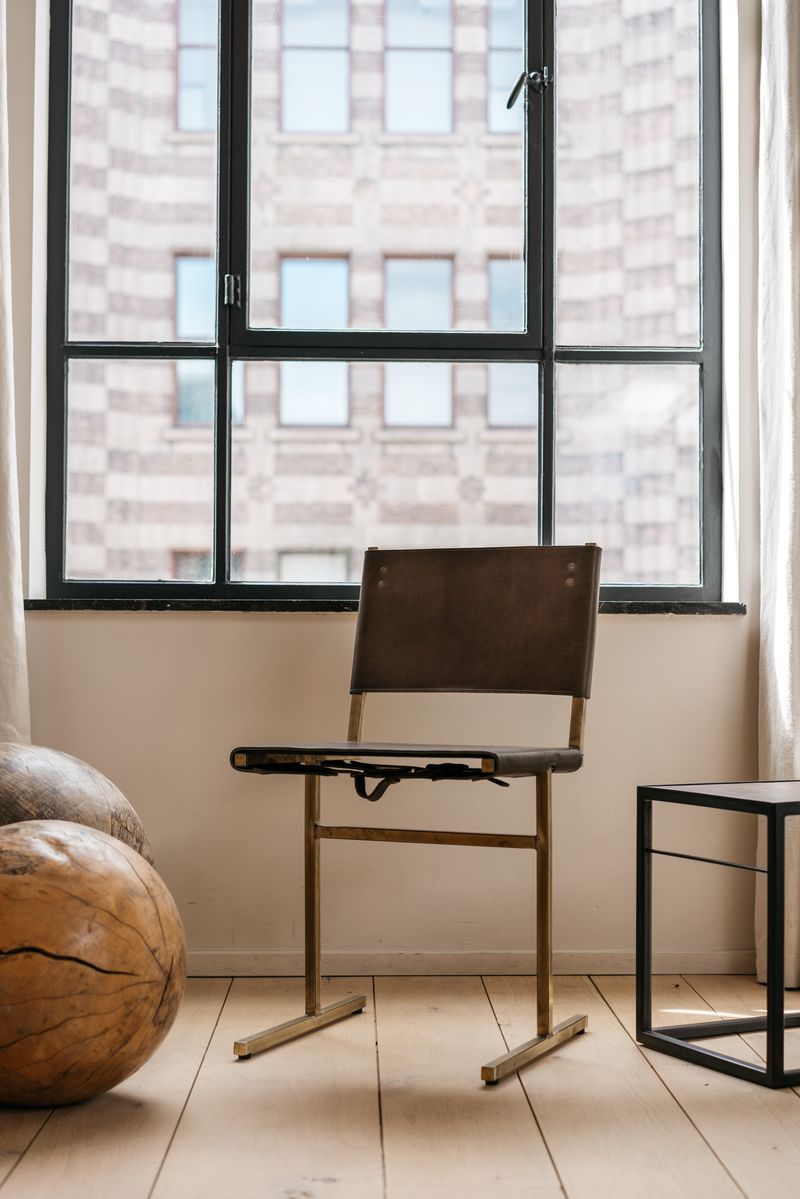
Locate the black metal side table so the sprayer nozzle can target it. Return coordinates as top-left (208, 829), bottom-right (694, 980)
top-left (637, 780), bottom-right (800, 1088)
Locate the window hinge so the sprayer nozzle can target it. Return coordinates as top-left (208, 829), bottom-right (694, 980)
top-left (506, 66), bottom-right (552, 110)
top-left (223, 273), bottom-right (241, 307)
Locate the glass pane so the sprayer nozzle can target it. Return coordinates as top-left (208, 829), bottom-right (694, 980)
top-left (249, 3), bottom-right (525, 331)
top-left (385, 50), bottom-right (452, 134)
top-left (173, 550), bottom-right (213, 581)
top-left (231, 359), bottom-right (246, 425)
top-left (384, 362), bottom-right (452, 425)
top-left (555, 364), bottom-right (700, 584)
top-left (556, 1), bottom-right (700, 347)
top-left (385, 259), bottom-right (452, 330)
top-left (278, 551), bottom-right (350, 582)
top-left (177, 360), bottom-right (215, 423)
top-left (488, 50), bottom-right (523, 134)
top-left (489, 0), bottom-right (523, 49)
top-left (386, 0), bottom-right (451, 49)
top-left (487, 363), bottom-right (537, 426)
top-left (281, 259), bottom-right (349, 328)
top-left (179, 0), bottom-right (217, 44)
top-left (283, 0), bottom-right (348, 47)
top-left (178, 48), bottom-right (218, 132)
top-left (282, 49), bottom-right (349, 132)
top-left (279, 361), bottom-right (349, 425)
top-left (489, 257), bottom-right (523, 330)
top-left (230, 360), bottom-right (538, 581)
top-left (65, 359), bottom-right (215, 581)
top-left (68, 2), bottom-right (219, 341)
top-left (176, 257), bottom-right (216, 340)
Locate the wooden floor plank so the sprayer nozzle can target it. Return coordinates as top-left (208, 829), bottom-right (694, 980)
top-left (0, 1111), bottom-right (51, 1189)
top-left (150, 978), bottom-right (384, 1199)
top-left (686, 974), bottom-right (800, 1074)
top-left (375, 976), bottom-right (562, 1199)
top-left (598, 974), bottom-right (800, 1199)
top-left (0, 979), bottom-right (229, 1199)
top-left (486, 975), bottom-right (741, 1199)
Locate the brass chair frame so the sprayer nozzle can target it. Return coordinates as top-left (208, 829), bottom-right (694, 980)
top-left (230, 545), bottom-right (600, 1083)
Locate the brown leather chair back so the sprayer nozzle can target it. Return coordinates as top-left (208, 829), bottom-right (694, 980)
top-left (350, 545), bottom-right (601, 698)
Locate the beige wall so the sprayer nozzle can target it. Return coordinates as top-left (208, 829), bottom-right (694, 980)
top-left (7, 0), bottom-right (762, 974)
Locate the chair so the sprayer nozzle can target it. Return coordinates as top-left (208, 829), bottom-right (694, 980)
top-left (230, 544), bottom-right (602, 1083)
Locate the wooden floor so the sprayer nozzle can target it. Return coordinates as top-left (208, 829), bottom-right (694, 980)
top-left (2, 975), bottom-right (799, 1198)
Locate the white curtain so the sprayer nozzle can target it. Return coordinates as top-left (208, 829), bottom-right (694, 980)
top-left (0, 0), bottom-right (31, 744)
top-left (756, 0), bottom-right (800, 983)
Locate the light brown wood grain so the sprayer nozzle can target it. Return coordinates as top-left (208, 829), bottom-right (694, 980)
top-left (0, 743), bottom-right (152, 862)
top-left (5, 975), bottom-right (800, 1199)
top-left (0, 820), bottom-right (185, 1106)
top-left (150, 978), bottom-right (384, 1199)
top-left (0, 1110), bottom-right (51, 1187)
top-left (485, 975), bottom-right (741, 1199)
top-left (685, 972), bottom-right (800, 1073)
top-left (0, 980), bottom-right (227, 1199)
top-left (376, 976), bottom-right (561, 1199)
top-left (597, 974), bottom-right (800, 1199)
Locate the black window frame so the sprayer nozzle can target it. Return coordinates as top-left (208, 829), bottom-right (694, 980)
top-left (45, 0), bottom-right (722, 606)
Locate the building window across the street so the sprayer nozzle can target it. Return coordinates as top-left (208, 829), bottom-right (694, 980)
top-left (384, 258), bottom-right (453, 426)
top-left (384, 0), bottom-right (453, 133)
top-left (177, 0), bottom-right (218, 132)
top-left (282, 0), bottom-right (349, 132)
top-left (487, 258), bottom-right (536, 426)
top-left (487, 0), bottom-right (524, 133)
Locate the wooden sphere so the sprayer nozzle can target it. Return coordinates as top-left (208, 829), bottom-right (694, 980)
top-left (0, 743), bottom-right (152, 863)
top-left (0, 820), bottom-right (186, 1107)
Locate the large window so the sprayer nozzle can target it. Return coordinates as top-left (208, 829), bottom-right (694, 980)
top-left (48, 0), bottom-right (721, 602)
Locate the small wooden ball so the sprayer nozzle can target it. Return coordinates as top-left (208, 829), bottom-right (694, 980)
top-left (0, 820), bottom-right (186, 1107)
top-left (0, 743), bottom-right (152, 863)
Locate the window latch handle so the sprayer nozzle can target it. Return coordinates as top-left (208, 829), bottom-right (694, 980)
top-left (506, 66), bottom-right (551, 109)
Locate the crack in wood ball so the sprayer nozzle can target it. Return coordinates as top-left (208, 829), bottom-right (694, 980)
top-left (0, 820), bottom-right (186, 1107)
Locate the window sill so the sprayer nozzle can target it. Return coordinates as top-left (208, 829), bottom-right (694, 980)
top-left (271, 132), bottom-right (360, 145)
top-left (161, 427), bottom-right (253, 442)
top-left (24, 599), bottom-right (747, 615)
top-left (373, 428), bottom-right (464, 443)
top-left (479, 428), bottom-right (537, 442)
top-left (377, 133), bottom-right (465, 147)
top-left (270, 427), bottom-right (361, 441)
top-left (162, 131), bottom-right (216, 146)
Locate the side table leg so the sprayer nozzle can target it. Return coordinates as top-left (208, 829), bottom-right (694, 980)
top-left (636, 792), bottom-right (653, 1040)
top-left (766, 810), bottom-right (786, 1086)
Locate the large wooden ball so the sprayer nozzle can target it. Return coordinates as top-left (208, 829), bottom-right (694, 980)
top-left (0, 743), bottom-right (152, 863)
top-left (0, 820), bottom-right (186, 1107)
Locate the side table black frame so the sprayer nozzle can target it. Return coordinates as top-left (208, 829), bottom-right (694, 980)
top-left (636, 781), bottom-right (800, 1088)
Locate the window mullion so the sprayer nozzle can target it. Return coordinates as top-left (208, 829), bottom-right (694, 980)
top-left (227, 0), bottom-right (250, 348)
top-left (699, 0), bottom-right (723, 600)
top-left (537, 0), bottom-right (555, 546)
top-left (213, 0), bottom-right (237, 590)
top-left (44, 0), bottom-right (72, 598)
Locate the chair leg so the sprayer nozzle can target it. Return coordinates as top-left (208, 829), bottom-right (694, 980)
top-left (536, 770), bottom-right (554, 1035)
top-left (481, 771), bottom-right (588, 1083)
top-left (233, 774), bottom-right (367, 1060)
